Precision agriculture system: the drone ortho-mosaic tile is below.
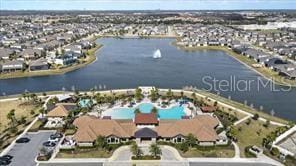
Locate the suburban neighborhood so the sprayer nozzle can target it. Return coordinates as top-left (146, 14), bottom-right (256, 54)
top-left (0, 5), bottom-right (296, 166)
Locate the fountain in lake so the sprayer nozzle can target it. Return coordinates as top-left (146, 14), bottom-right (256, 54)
top-left (153, 49), bottom-right (162, 59)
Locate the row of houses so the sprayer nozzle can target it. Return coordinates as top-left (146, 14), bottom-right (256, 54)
top-left (174, 24), bottom-right (296, 80)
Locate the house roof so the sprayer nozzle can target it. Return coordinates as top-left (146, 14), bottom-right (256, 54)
top-left (134, 128), bottom-right (158, 138)
top-left (156, 115), bottom-right (219, 142)
top-left (201, 106), bottom-right (217, 113)
top-left (134, 113), bottom-right (158, 125)
top-left (73, 115), bottom-right (219, 143)
top-left (73, 116), bottom-right (135, 142)
top-left (47, 103), bottom-right (76, 117)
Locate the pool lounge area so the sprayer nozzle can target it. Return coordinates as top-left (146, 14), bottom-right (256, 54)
top-left (102, 103), bottom-right (187, 119)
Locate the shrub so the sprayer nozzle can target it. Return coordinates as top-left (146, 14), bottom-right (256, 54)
top-left (270, 147), bottom-right (280, 157)
top-left (252, 113), bottom-right (259, 120)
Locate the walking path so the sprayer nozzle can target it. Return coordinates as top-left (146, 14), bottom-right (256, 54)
top-left (234, 115), bottom-right (251, 126)
top-left (232, 141), bottom-right (240, 158)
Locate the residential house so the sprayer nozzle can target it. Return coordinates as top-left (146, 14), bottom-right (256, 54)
top-left (45, 103), bottom-right (78, 128)
top-left (29, 58), bottom-right (49, 71)
top-left (0, 48), bottom-right (14, 60)
top-left (54, 54), bottom-right (76, 66)
top-left (1, 60), bottom-right (25, 72)
top-left (20, 48), bottom-right (42, 60)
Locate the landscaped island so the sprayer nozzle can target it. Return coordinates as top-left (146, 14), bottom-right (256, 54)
top-left (0, 87), bottom-right (294, 165)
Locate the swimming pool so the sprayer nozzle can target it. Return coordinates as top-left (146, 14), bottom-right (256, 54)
top-left (102, 103), bottom-right (186, 119)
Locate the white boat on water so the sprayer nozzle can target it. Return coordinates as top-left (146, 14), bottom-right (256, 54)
top-left (153, 49), bottom-right (162, 59)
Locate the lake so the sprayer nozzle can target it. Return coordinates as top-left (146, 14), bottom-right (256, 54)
top-left (0, 38), bottom-right (295, 120)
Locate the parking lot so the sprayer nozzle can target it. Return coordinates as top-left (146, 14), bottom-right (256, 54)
top-left (6, 131), bottom-right (54, 166)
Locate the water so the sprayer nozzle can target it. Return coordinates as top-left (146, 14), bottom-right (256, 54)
top-left (102, 103), bottom-right (185, 119)
top-left (0, 38), bottom-right (295, 120)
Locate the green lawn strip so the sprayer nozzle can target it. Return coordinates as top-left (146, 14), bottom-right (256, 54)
top-left (56, 147), bottom-right (112, 158)
top-left (194, 89), bottom-right (289, 124)
top-left (131, 155), bottom-right (161, 160)
top-left (180, 145), bottom-right (235, 158)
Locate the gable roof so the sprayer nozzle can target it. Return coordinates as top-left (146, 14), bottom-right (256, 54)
top-left (135, 128), bottom-right (158, 138)
top-left (47, 103), bottom-right (76, 117)
top-left (73, 115), bottom-right (219, 143)
top-left (73, 116), bottom-right (135, 142)
top-left (156, 115), bottom-right (219, 142)
top-left (134, 113), bottom-right (158, 125)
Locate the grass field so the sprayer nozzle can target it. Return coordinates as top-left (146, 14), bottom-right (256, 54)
top-left (0, 100), bottom-right (38, 132)
top-left (56, 148), bottom-right (112, 158)
top-left (180, 145), bottom-right (235, 158)
top-left (234, 119), bottom-right (278, 157)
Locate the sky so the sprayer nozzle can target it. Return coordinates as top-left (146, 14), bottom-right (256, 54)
top-left (0, 0), bottom-right (296, 10)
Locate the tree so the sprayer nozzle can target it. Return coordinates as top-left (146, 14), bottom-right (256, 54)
top-left (95, 136), bottom-right (106, 148)
top-left (134, 108), bottom-right (141, 114)
top-left (185, 134), bottom-right (197, 147)
top-left (149, 143), bottom-right (162, 158)
top-left (151, 107), bottom-right (158, 114)
top-left (149, 88), bottom-right (159, 102)
top-left (263, 120), bottom-right (270, 128)
top-left (130, 142), bottom-right (142, 158)
top-left (179, 142), bottom-right (189, 152)
top-left (227, 126), bottom-right (238, 141)
top-left (7, 109), bottom-right (16, 127)
top-left (252, 113), bottom-right (259, 120)
top-left (135, 88), bottom-right (143, 102)
top-left (166, 89), bottom-right (173, 100)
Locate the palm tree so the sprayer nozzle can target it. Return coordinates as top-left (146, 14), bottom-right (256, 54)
top-left (134, 108), bottom-right (141, 114)
top-left (130, 143), bottom-right (142, 158)
top-left (151, 107), bottom-right (158, 114)
top-left (149, 143), bottom-right (162, 158)
top-left (7, 109), bottom-right (16, 127)
top-left (135, 88), bottom-right (143, 102)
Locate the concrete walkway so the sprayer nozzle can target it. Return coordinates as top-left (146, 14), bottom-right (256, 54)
top-left (234, 115), bottom-right (251, 126)
top-left (232, 141), bottom-right (240, 158)
top-left (108, 145), bottom-right (131, 161)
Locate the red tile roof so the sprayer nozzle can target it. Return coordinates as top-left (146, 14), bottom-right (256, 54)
top-left (134, 113), bottom-right (158, 125)
top-left (201, 106), bottom-right (217, 113)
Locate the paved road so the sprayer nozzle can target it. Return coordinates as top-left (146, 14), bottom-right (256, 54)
top-left (6, 131), bottom-right (53, 166)
top-left (38, 161), bottom-right (274, 166)
top-left (189, 162), bottom-right (273, 166)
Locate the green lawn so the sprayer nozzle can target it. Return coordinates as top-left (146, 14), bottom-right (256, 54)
top-left (234, 119), bottom-right (278, 157)
top-left (56, 148), bottom-right (112, 158)
top-left (180, 145), bottom-right (235, 158)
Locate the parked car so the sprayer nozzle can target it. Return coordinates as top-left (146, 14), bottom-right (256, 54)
top-left (0, 155), bottom-right (12, 166)
top-left (0, 155), bottom-right (13, 161)
top-left (0, 159), bottom-right (11, 166)
top-left (48, 132), bottom-right (63, 142)
top-left (43, 141), bottom-right (56, 147)
top-left (15, 137), bottom-right (30, 143)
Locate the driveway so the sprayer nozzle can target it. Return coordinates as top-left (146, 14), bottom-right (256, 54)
top-left (6, 131), bottom-right (54, 166)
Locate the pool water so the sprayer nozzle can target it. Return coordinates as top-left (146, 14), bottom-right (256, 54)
top-left (102, 103), bottom-right (186, 119)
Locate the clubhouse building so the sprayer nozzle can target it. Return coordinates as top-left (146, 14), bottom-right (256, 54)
top-left (73, 113), bottom-right (227, 146)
